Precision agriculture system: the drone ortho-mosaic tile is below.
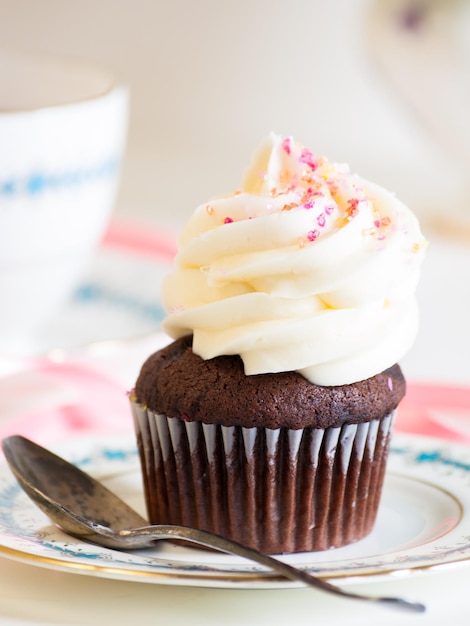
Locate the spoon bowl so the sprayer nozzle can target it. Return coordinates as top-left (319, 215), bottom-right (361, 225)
top-left (1, 435), bottom-right (425, 612)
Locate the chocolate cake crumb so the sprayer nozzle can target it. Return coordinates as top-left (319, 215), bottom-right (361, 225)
top-left (135, 335), bottom-right (406, 429)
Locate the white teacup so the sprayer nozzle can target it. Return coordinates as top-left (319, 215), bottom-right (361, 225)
top-left (0, 50), bottom-right (129, 354)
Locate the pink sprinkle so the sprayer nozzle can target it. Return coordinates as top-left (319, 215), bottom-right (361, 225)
top-left (317, 213), bottom-right (326, 227)
top-left (307, 229), bottom-right (320, 241)
top-left (374, 219), bottom-right (381, 228)
top-left (387, 377), bottom-right (393, 392)
top-left (224, 217), bottom-right (234, 224)
top-left (299, 148), bottom-right (317, 170)
top-left (282, 137), bottom-right (292, 155)
top-left (347, 197), bottom-right (360, 217)
top-left (303, 201), bottom-right (314, 209)
top-left (325, 205), bottom-right (335, 215)
top-left (169, 304), bottom-right (185, 314)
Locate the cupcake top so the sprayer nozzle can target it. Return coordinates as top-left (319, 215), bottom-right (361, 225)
top-left (134, 336), bottom-right (406, 429)
top-left (162, 133), bottom-right (426, 386)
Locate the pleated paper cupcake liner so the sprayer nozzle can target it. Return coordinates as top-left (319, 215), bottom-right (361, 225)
top-left (131, 401), bottom-right (395, 554)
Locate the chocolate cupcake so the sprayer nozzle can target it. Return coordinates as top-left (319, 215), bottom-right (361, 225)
top-left (131, 336), bottom-right (405, 553)
top-left (131, 133), bottom-right (425, 554)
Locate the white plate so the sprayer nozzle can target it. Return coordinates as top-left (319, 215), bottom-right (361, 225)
top-left (1, 432), bottom-right (470, 588)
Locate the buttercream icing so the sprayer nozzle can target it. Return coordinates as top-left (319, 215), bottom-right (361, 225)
top-left (162, 133), bottom-right (426, 385)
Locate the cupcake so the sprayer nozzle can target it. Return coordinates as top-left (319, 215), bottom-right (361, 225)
top-left (131, 133), bottom-right (426, 554)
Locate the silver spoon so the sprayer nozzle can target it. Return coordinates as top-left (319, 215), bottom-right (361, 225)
top-left (2, 435), bottom-right (424, 613)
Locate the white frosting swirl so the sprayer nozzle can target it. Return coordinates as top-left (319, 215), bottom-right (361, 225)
top-left (162, 133), bottom-right (426, 385)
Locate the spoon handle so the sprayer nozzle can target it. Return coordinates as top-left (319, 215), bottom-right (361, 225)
top-left (121, 524), bottom-right (425, 613)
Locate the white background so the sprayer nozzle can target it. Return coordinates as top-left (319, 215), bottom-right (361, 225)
top-left (0, 0), bottom-right (467, 234)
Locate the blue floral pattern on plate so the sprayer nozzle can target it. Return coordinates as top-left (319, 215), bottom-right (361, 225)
top-left (1, 432), bottom-right (470, 588)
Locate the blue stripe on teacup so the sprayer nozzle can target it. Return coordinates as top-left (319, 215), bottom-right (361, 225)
top-left (0, 157), bottom-right (119, 197)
